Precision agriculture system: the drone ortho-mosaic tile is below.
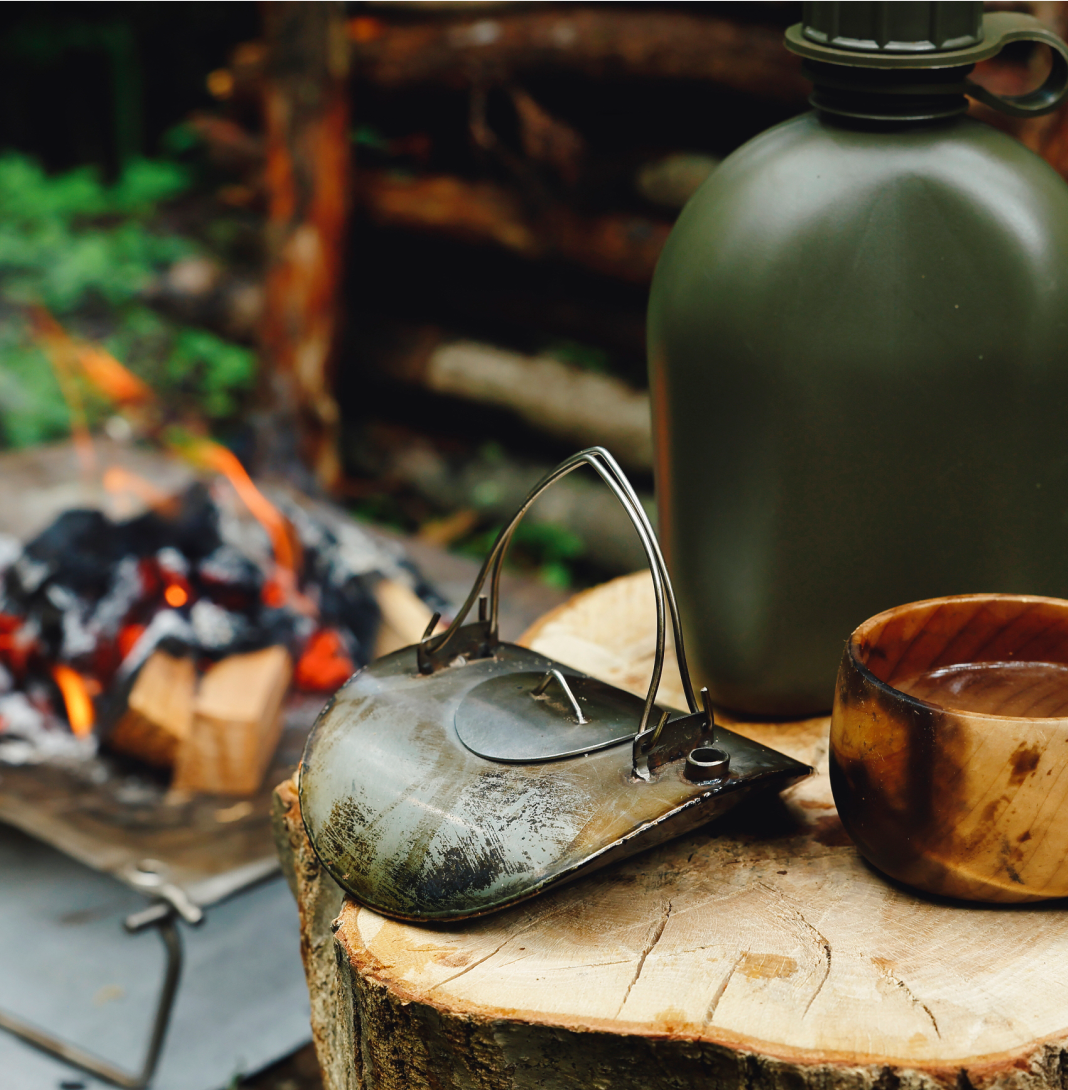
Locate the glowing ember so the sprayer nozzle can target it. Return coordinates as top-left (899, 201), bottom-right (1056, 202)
top-left (294, 628), bottom-right (354, 691)
top-left (117, 624), bottom-right (146, 661)
top-left (164, 585), bottom-right (189, 608)
top-left (51, 664), bottom-right (96, 736)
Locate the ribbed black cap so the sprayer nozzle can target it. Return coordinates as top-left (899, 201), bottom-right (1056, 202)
top-left (801, 1), bottom-right (984, 55)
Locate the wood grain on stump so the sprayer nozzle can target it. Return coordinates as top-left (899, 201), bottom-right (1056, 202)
top-left (275, 572), bottom-right (1068, 1090)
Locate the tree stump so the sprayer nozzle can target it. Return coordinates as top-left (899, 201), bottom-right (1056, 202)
top-left (274, 572), bottom-right (1068, 1090)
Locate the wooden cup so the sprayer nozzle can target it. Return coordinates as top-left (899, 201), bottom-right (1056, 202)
top-left (830, 593), bottom-right (1068, 902)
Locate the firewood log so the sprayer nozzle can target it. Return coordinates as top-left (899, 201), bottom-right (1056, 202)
top-left (369, 332), bottom-right (653, 471)
top-left (107, 651), bottom-right (196, 768)
top-left (173, 645), bottom-right (292, 796)
top-left (275, 572), bottom-right (1068, 1090)
top-left (349, 8), bottom-right (808, 102)
top-left (359, 170), bottom-right (671, 283)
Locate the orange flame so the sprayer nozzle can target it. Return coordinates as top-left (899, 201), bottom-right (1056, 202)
top-left (175, 438), bottom-right (296, 575)
top-left (29, 307), bottom-right (95, 475)
top-left (31, 307), bottom-right (152, 406)
top-left (102, 467), bottom-right (176, 513)
top-left (76, 345), bottom-right (153, 406)
top-left (51, 664), bottom-right (96, 736)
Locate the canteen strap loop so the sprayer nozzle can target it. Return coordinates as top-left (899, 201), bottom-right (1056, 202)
top-left (965, 12), bottom-right (1068, 118)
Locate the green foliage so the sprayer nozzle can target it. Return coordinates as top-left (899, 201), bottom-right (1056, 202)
top-left (458, 519), bottom-right (585, 589)
top-left (542, 338), bottom-right (611, 374)
top-left (167, 329), bottom-right (255, 418)
top-left (0, 330), bottom-right (69, 447)
top-left (0, 151), bottom-right (256, 447)
top-left (0, 154), bottom-right (192, 312)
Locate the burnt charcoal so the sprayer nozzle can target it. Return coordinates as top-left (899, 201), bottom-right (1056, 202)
top-left (117, 609), bottom-right (197, 678)
top-left (255, 606), bottom-right (316, 658)
top-left (0, 533), bottom-right (20, 575)
top-left (195, 544), bottom-right (263, 609)
top-left (155, 547), bottom-right (189, 578)
top-left (12, 510), bottom-right (120, 603)
top-left (89, 557), bottom-right (144, 639)
top-left (118, 483), bottom-right (221, 561)
top-left (318, 574), bottom-right (381, 668)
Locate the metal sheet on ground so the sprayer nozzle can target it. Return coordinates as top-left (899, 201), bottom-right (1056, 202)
top-left (0, 824), bottom-right (310, 1089)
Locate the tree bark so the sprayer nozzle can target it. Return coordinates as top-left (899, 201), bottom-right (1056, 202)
top-left (260, 1), bottom-right (350, 490)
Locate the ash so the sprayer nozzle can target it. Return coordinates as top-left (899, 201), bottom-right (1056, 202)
top-left (0, 482), bottom-right (431, 766)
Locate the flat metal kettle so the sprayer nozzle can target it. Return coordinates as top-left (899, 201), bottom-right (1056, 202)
top-left (299, 449), bottom-right (809, 921)
top-left (649, 2), bottom-right (1068, 716)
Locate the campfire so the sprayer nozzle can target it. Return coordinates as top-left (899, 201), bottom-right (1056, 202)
top-left (0, 307), bottom-right (442, 793)
top-left (0, 447), bottom-right (430, 794)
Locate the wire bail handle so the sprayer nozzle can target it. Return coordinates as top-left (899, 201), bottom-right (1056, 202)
top-left (417, 447), bottom-right (700, 735)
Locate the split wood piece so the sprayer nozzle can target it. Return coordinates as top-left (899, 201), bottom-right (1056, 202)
top-left (349, 9), bottom-right (809, 103)
top-left (259, 1), bottom-right (350, 489)
top-left (174, 645), bottom-right (292, 796)
top-left (360, 170), bottom-right (672, 284)
top-left (371, 577), bottom-right (441, 660)
top-left (276, 571), bottom-right (1068, 1090)
top-left (371, 334), bottom-right (653, 472)
top-left (107, 651), bottom-right (196, 768)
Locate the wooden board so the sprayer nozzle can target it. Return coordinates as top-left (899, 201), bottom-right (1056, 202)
top-left (276, 571), bottom-right (1068, 1090)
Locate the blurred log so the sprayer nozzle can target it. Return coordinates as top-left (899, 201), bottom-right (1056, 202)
top-left (173, 645), bottom-right (292, 796)
top-left (360, 170), bottom-right (671, 282)
top-left (371, 330), bottom-right (653, 470)
top-left (145, 256), bottom-right (264, 344)
top-left (371, 577), bottom-right (439, 658)
top-left (349, 8), bottom-right (807, 102)
top-left (108, 651), bottom-right (196, 768)
top-left (260, 2), bottom-right (351, 490)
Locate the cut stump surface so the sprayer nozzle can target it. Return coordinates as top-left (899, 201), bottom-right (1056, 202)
top-left (275, 572), bottom-right (1068, 1090)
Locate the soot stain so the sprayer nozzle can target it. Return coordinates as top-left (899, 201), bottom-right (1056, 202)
top-left (1008, 743), bottom-right (1042, 786)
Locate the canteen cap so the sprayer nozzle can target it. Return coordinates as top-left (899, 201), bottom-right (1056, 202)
top-left (800, 2), bottom-right (984, 57)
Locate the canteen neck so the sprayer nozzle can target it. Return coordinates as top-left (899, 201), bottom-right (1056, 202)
top-left (803, 60), bottom-right (974, 123)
